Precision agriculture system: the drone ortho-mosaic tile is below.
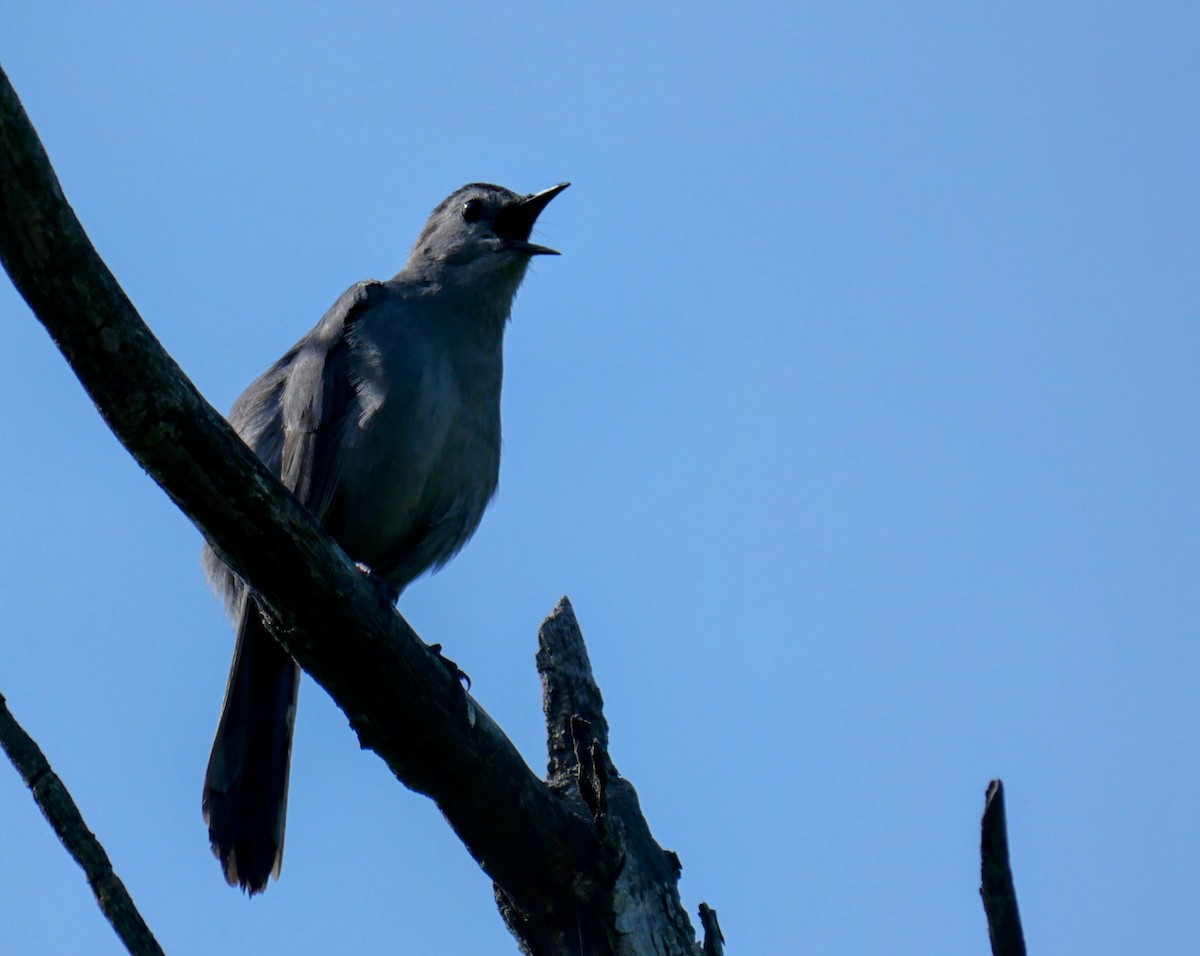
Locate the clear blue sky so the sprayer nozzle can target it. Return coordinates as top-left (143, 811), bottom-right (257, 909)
top-left (2, 3), bottom-right (1197, 953)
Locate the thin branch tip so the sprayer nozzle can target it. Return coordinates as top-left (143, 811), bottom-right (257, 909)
top-left (980, 778), bottom-right (1027, 956)
top-left (699, 902), bottom-right (725, 956)
top-left (0, 691), bottom-right (164, 956)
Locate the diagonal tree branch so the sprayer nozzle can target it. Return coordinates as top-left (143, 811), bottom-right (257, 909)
top-left (0, 60), bottom-right (599, 915)
top-left (0, 690), bottom-right (165, 956)
top-left (980, 778), bottom-right (1027, 956)
top-left (0, 61), bottom-right (707, 953)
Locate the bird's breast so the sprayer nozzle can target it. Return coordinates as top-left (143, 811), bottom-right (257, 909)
top-left (333, 334), bottom-right (503, 589)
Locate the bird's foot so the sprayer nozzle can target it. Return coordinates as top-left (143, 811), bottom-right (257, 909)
top-left (355, 563), bottom-right (400, 607)
top-left (428, 643), bottom-right (472, 691)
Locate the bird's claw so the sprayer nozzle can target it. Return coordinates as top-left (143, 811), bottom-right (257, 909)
top-left (355, 563), bottom-right (400, 607)
top-left (428, 643), bottom-right (472, 691)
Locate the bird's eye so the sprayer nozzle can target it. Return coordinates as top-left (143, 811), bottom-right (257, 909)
top-left (461, 198), bottom-right (486, 223)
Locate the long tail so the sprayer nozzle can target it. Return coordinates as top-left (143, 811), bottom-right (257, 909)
top-left (202, 596), bottom-right (300, 894)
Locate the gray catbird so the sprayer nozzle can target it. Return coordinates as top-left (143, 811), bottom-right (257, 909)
top-left (200, 182), bottom-right (568, 894)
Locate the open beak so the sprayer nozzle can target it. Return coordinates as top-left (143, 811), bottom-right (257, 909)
top-left (492, 182), bottom-right (570, 255)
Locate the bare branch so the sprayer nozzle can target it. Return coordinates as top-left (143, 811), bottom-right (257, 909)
top-left (537, 596), bottom-right (610, 786)
top-left (980, 779), bottom-right (1027, 956)
top-left (0, 59), bottom-right (597, 915)
top-left (0, 690), bottom-right (164, 956)
top-left (0, 61), bottom-right (712, 954)
top-left (531, 599), bottom-right (702, 956)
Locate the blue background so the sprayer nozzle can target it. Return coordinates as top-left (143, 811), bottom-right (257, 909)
top-left (2, 3), bottom-right (1197, 953)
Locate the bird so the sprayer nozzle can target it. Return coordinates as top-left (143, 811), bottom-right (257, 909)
top-left (200, 181), bottom-right (568, 894)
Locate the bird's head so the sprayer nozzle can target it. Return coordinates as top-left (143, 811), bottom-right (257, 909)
top-left (401, 183), bottom-right (569, 295)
